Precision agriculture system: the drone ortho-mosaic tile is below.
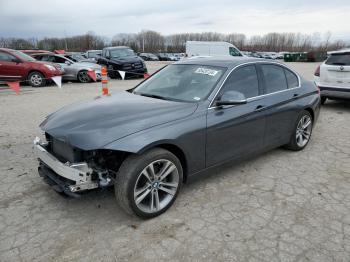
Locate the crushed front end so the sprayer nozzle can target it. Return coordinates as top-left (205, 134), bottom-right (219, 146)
top-left (33, 133), bottom-right (126, 197)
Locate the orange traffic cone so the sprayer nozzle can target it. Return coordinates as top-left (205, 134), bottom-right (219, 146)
top-left (101, 66), bottom-right (109, 95)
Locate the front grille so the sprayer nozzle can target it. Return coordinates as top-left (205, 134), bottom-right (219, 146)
top-left (46, 134), bottom-right (81, 163)
top-left (122, 62), bottom-right (143, 71)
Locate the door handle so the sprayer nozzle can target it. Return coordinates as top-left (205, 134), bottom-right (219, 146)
top-left (293, 93), bottom-right (300, 99)
top-left (255, 105), bottom-right (265, 112)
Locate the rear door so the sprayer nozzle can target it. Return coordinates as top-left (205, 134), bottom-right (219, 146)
top-left (206, 64), bottom-right (266, 166)
top-left (257, 63), bottom-right (301, 147)
top-left (320, 52), bottom-right (350, 88)
top-left (0, 51), bottom-right (25, 81)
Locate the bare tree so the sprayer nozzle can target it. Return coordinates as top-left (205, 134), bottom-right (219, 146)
top-left (1, 31), bottom-right (347, 53)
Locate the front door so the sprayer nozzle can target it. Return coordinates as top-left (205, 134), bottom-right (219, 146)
top-left (206, 64), bottom-right (266, 167)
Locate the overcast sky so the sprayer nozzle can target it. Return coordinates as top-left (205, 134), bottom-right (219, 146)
top-left (1, 0), bottom-right (349, 41)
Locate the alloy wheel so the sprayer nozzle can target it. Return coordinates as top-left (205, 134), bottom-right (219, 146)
top-left (78, 71), bottom-right (90, 83)
top-left (30, 74), bottom-right (43, 86)
top-left (133, 159), bottom-right (179, 214)
top-left (296, 115), bottom-right (312, 147)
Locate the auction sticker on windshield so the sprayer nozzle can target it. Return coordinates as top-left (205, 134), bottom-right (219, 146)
top-left (195, 67), bottom-right (219, 76)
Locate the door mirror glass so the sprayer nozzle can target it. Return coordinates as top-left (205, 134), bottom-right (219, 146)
top-left (216, 90), bottom-right (247, 106)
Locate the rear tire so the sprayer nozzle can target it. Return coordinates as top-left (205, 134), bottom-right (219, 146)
top-left (285, 110), bottom-right (313, 151)
top-left (28, 71), bottom-right (46, 87)
top-left (77, 70), bottom-right (91, 83)
top-left (321, 97), bottom-right (327, 105)
top-left (115, 148), bottom-right (183, 218)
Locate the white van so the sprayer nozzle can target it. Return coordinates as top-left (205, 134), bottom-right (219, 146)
top-left (186, 41), bottom-right (243, 57)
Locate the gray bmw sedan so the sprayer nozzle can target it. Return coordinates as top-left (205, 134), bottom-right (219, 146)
top-left (34, 57), bottom-right (320, 218)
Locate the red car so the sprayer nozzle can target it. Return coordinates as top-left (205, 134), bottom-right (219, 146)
top-left (0, 48), bottom-right (63, 87)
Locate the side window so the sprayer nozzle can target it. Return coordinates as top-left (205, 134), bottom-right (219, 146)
top-left (40, 55), bottom-right (50, 61)
top-left (102, 49), bottom-right (106, 57)
top-left (221, 65), bottom-right (259, 98)
top-left (284, 69), bottom-right (299, 88)
top-left (54, 56), bottom-right (67, 63)
top-left (0, 51), bottom-right (16, 62)
top-left (261, 64), bottom-right (288, 94)
top-left (229, 47), bottom-right (242, 57)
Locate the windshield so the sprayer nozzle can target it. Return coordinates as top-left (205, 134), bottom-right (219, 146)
top-left (70, 54), bottom-right (85, 61)
top-left (110, 48), bottom-right (135, 58)
top-left (87, 51), bottom-right (101, 58)
top-left (12, 50), bottom-right (36, 62)
top-left (326, 53), bottom-right (350, 66)
top-left (133, 64), bottom-right (226, 102)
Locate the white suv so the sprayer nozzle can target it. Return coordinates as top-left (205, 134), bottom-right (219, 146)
top-left (314, 49), bottom-right (350, 104)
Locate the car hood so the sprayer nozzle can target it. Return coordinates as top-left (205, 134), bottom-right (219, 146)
top-left (40, 91), bottom-right (197, 150)
top-left (110, 56), bottom-right (143, 64)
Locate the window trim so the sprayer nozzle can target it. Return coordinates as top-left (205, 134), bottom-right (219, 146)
top-left (208, 61), bottom-right (301, 109)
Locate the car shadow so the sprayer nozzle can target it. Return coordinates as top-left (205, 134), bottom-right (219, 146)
top-left (322, 100), bottom-right (350, 112)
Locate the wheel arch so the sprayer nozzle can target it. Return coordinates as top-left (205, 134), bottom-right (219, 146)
top-left (137, 142), bottom-right (188, 183)
top-left (27, 69), bottom-right (45, 79)
top-left (304, 107), bottom-right (314, 122)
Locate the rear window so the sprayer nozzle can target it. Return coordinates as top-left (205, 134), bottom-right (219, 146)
top-left (284, 69), bottom-right (299, 88)
top-left (326, 53), bottom-right (350, 66)
top-left (261, 64), bottom-right (288, 94)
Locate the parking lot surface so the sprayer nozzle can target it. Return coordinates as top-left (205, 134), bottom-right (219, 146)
top-left (1, 61), bottom-right (350, 262)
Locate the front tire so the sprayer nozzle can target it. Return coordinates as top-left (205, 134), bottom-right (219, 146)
top-left (285, 110), bottom-right (313, 151)
top-left (28, 71), bottom-right (46, 87)
top-left (115, 148), bottom-right (183, 218)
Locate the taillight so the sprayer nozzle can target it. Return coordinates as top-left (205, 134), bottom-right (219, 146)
top-left (314, 65), bottom-right (320, 77)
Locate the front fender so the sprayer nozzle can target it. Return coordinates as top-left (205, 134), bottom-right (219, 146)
top-left (103, 113), bottom-right (207, 175)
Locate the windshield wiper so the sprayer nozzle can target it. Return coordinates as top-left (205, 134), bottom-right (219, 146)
top-left (137, 93), bottom-right (169, 100)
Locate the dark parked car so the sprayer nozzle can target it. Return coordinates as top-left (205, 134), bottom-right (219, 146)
top-left (0, 48), bottom-right (63, 87)
top-left (139, 53), bottom-right (159, 61)
top-left (97, 46), bottom-right (147, 79)
top-left (34, 57), bottom-right (320, 218)
top-left (157, 53), bottom-right (172, 61)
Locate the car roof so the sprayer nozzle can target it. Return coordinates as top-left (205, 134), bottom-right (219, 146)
top-left (104, 46), bottom-right (131, 50)
top-left (0, 48), bottom-right (16, 53)
top-left (328, 49), bottom-right (350, 55)
top-left (175, 56), bottom-right (279, 68)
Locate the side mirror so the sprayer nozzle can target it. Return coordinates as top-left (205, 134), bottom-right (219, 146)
top-left (215, 90), bottom-right (247, 106)
top-left (65, 60), bottom-right (71, 65)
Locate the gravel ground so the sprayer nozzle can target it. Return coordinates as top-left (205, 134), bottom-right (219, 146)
top-left (1, 61), bottom-right (350, 262)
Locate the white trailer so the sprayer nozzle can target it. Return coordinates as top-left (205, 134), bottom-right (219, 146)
top-left (186, 41), bottom-right (243, 57)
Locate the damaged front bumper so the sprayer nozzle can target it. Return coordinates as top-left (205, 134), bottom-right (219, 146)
top-left (33, 137), bottom-right (99, 196)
